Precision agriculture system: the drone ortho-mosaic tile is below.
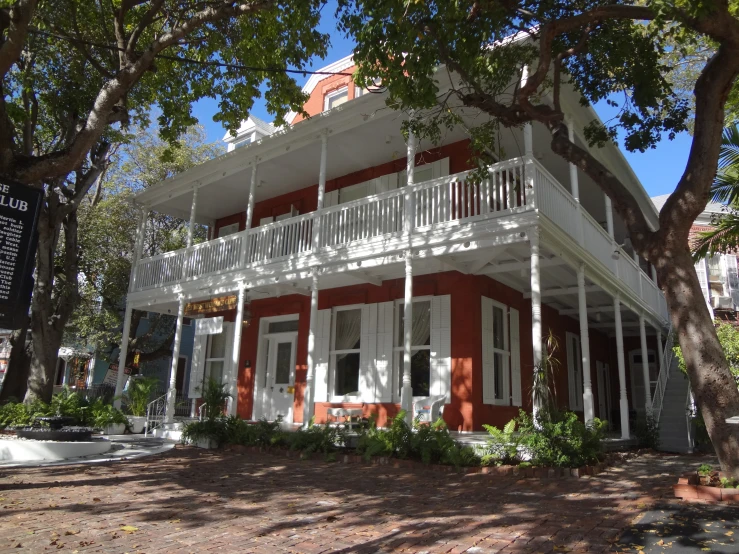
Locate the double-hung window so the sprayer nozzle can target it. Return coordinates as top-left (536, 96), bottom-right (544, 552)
top-left (394, 299), bottom-right (432, 398)
top-left (205, 331), bottom-right (228, 385)
top-left (330, 306), bottom-right (362, 398)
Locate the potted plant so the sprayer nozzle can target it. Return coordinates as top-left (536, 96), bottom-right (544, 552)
top-left (189, 379), bottom-right (231, 449)
top-left (125, 376), bottom-right (159, 433)
top-left (87, 398), bottom-right (129, 435)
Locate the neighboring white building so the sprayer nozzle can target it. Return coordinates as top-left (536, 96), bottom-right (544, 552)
top-left (652, 194), bottom-right (739, 316)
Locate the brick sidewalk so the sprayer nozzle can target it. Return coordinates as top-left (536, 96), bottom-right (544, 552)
top-left (0, 447), bottom-right (709, 553)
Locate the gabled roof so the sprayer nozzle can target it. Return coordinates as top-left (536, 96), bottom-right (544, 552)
top-left (651, 194), bottom-right (726, 215)
top-left (284, 54), bottom-right (355, 126)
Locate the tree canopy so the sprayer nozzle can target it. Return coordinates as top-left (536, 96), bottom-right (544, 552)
top-left (339, 0), bottom-right (739, 475)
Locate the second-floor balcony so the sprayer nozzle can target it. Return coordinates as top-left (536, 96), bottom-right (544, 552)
top-left (132, 155), bottom-right (668, 323)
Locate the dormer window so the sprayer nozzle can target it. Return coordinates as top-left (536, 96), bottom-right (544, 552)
top-left (233, 136), bottom-right (252, 149)
top-left (324, 87), bottom-right (349, 111)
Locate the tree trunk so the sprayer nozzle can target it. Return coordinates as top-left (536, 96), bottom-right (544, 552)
top-left (0, 325), bottom-right (31, 403)
top-left (657, 247), bottom-right (739, 476)
top-left (23, 204), bottom-right (79, 404)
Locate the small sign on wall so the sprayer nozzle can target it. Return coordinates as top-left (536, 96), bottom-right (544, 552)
top-left (0, 181), bottom-right (43, 329)
top-left (195, 316), bottom-right (224, 336)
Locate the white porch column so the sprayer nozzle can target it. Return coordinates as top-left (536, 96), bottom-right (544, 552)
top-left (567, 119), bottom-right (584, 245)
top-left (605, 195), bottom-right (614, 239)
top-left (313, 131), bottom-right (328, 250)
top-left (113, 305), bottom-right (134, 409)
top-left (614, 296), bottom-right (630, 439)
top-left (228, 283), bottom-right (246, 416)
top-left (577, 265), bottom-right (594, 424)
top-left (400, 128), bottom-right (416, 424)
top-left (186, 187), bottom-right (198, 248)
top-left (165, 298), bottom-right (186, 424)
top-left (639, 315), bottom-right (653, 413)
top-left (401, 250), bottom-right (414, 423)
top-left (651, 265), bottom-right (658, 283)
top-left (303, 268), bottom-right (320, 426)
top-left (245, 162), bottom-right (258, 230)
top-left (529, 228), bottom-right (542, 420)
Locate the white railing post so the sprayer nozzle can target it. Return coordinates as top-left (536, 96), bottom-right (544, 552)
top-left (529, 228), bottom-right (542, 420)
top-left (577, 264), bottom-right (594, 424)
top-left (303, 268), bottom-right (320, 427)
top-left (165, 297), bottom-right (186, 424)
top-left (639, 315), bottom-right (653, 414)
top-left (113, 304), bottom-right (133, 409)
top-left (313, 130), bottom-right (328, 250)
top-left (604, 195), bottom-right (614, 239)
top-left (614, 295), bottom-right (630, 439)
top-left (229, 282), bottom-right (246, 416)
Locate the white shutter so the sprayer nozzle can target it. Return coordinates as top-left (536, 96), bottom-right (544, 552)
top-left (188, 335), bottom-right (206, 398)
top-left (430, 295), bottom-right (451, 398)
top-left (375, 301), bottom-right (394, 402)
top-left (359, 304), bottom-right (377, 402)
top-left (510, 307), bottom-right (522, 406)
top-left (695, 259), bottom-right (710, 305)
top-left (437, 157), bottom-right (450, 178)
top-left (481, 296), bottom-right (495, 404)
top-left (313, 309), bottom-right (332, 402)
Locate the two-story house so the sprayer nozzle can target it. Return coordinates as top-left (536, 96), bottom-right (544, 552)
top-left (114, 55), bottom-right (688, 447)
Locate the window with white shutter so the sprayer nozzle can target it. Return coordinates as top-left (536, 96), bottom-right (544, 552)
top-left (695, 259), bottom-right (711, 305)
top-left (394, 299), bottom-right (432, 399)
top-left (481, 296), bottom-right (515, 406)
top-left (359, 304), bottom-right (378, 402)
top-left (375, 301), bottom-right (394, 402)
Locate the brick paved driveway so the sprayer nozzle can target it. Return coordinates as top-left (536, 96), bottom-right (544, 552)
top-left (0, 446), bottom-right (713, 553)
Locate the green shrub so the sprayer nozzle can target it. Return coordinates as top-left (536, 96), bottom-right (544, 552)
top-left (515, 410), bottom-right (605, 468)
top-left (200, 378), bottom-right (230, 421)
top-left (698, 463), bottom-right (714, 476)
top-left (287, 423), bottom-right (346, 455)
top-left (85, 398), bottom-right (129, 430)
top-left (125, 376), bottom-right (159, 417)
top-left (633, 413), bottom-right (660, 449)
top-left (181, 418), bottom-right (229, 446)
top-left (483, 419), bottom-right (521, 465)
top-left (354, 411), bottom-right (479, 468)
top-left (0, 402), bottom-right (33, 428)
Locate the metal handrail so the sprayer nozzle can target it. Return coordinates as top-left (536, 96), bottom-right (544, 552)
top-left (144, 393), bottom-right (167, 437)
top-left (198, 403), bottom-right (207, 421)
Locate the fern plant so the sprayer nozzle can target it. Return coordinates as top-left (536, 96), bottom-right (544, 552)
top-left (483, 419), bottom-right (520, 465)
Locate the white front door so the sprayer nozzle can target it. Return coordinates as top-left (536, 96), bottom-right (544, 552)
top-left (263, 333), bottom-right (297, 423)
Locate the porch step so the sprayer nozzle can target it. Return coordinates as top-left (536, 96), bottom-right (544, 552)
top-left (656, 359), bottom-right (693, 454)
top-left (153, 428), bottom-right (183, 441)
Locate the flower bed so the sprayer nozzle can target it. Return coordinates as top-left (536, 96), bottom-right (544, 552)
top-left (674, 465), bottom-right (739, 503)
top-left (219, 443), bottom-right (618, 479)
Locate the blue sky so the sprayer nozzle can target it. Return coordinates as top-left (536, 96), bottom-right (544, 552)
top-left (191, 4), bottom-right (691, 200)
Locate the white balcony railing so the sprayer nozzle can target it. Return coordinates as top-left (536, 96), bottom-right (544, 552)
top-left (133, 157), bottom-right (668, 322)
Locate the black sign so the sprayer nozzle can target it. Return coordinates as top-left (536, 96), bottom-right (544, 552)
top-left (0, 181), bottom-right (42, 329)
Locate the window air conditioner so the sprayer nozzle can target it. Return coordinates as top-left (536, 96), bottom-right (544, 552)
top-left (712, 296), bottom-right (734, 309)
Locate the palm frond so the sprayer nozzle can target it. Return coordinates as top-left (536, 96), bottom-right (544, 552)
top-left (710, 169), bottom-right (739, 204)
top-left (719, 125), bottom-right (739, 170)
top-left (692, 214), bottom-right (739, 261)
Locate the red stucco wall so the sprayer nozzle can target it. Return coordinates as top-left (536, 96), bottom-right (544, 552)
top-left (214, 271), bottom-right (619, 431)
